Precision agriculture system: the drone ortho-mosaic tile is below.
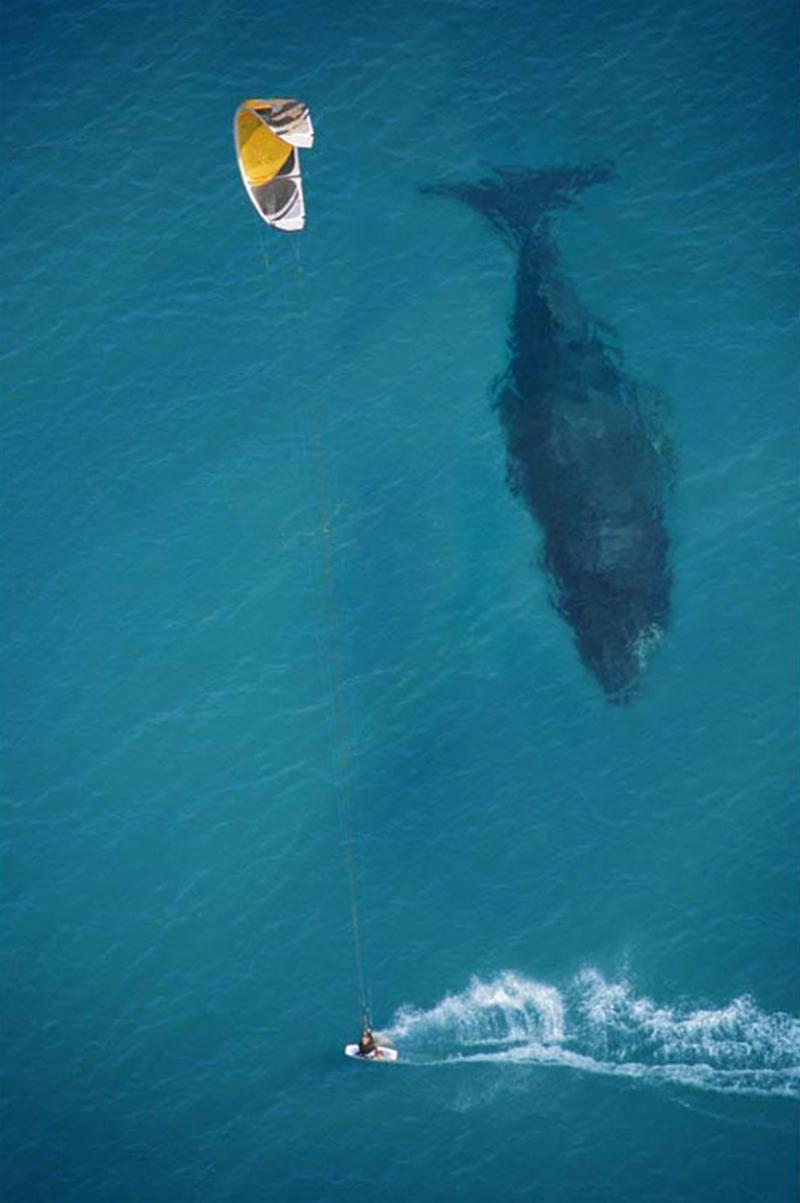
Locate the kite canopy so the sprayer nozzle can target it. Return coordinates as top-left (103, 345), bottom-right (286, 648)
top-left (234, 98), bottom-right (314, 232)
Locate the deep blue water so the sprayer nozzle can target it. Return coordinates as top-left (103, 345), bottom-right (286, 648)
top-left (2, 1), bottom-right (798, 1200)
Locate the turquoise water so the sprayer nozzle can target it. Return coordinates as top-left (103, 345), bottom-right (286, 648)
top-left (3, 1), bottom-right (798, 1200)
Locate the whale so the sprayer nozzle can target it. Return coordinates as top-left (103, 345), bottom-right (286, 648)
top-left (424, 165), bottom-right (673, 702)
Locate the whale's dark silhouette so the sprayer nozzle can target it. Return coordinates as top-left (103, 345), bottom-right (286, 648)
top-left (424, 165), bottom-right (673, 702)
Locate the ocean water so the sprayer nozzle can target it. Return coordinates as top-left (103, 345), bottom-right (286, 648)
top-left (2, 0), bottom-right (797, 1200)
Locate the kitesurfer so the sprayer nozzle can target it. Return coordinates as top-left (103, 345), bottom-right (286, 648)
top-left (357, 1027), bottom-right (377, 1057)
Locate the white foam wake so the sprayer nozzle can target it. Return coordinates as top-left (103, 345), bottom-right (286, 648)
top-left (385, 970), bottom-right (800, 1098)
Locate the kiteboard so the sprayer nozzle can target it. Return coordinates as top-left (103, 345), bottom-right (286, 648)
top-left (344, 1044), bottom-right (399, 1062)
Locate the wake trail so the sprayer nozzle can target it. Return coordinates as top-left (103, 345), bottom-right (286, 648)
top-left (384, 970), bottom-right (799, 1099)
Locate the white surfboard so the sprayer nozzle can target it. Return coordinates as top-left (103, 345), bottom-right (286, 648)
top-left (344, 1044), bottom-right (399, 1062)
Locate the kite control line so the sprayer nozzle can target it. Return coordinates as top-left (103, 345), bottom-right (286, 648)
top-left (237, 95), bottom-right (372, 1030)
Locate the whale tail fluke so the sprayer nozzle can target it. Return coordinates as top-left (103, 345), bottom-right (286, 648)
top-left (421, 162), bottom-right (617, 246)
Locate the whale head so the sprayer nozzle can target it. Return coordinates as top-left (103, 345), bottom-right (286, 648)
top-left (548, 514), bottom-right (670, 703)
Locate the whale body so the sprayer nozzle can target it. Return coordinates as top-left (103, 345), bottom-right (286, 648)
top-left (424, 165), bottom-right (673, 702)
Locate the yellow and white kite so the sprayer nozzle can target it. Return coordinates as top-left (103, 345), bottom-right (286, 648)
top-left (233, 98), bottom-right (315, 232)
